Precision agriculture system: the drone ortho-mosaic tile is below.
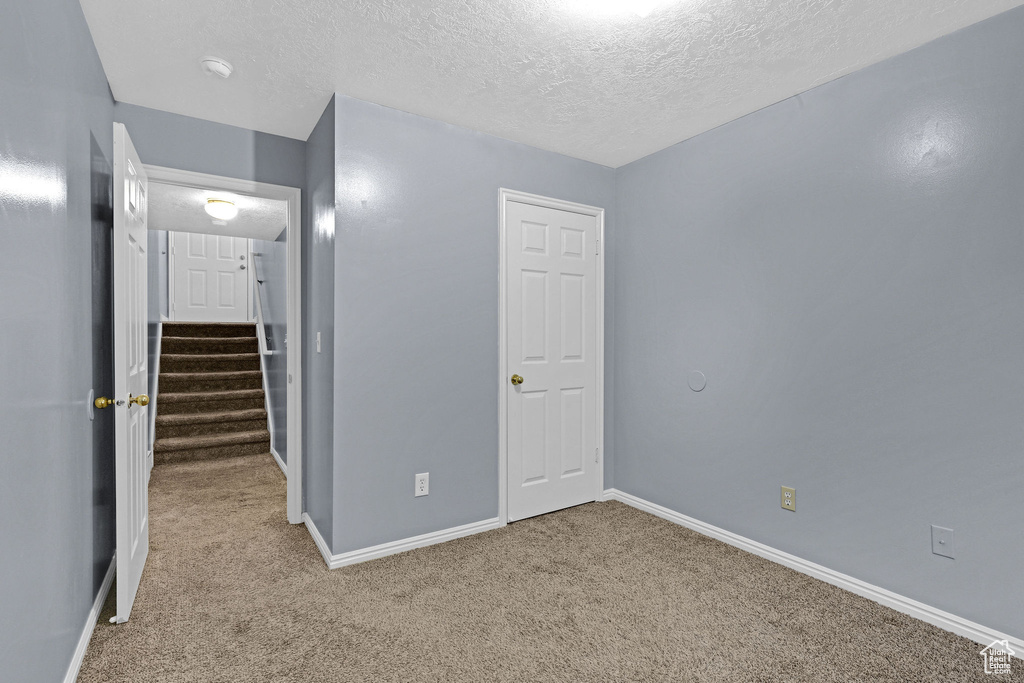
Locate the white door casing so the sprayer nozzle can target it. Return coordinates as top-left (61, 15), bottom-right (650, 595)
top-left (169, 231), bottom-right (251, 322)
top-left (143, 164), bottom-right (304, 525)
top-left (112, 122), bottom-right (150, 623)
top-left (502, 191), bottom-right (604, 523)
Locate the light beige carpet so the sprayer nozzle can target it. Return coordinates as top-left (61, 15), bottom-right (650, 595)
top-left (78, 454), bottom-right (1015, 682)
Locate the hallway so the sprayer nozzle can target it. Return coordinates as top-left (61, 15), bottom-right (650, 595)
top-left (76, 454), bottom-right (1000, 682)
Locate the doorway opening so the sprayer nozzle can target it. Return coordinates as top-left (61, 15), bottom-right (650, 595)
top-left (145, 165), bottom-right (303, 524)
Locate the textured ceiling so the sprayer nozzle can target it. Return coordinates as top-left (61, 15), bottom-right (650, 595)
top-left (150, 182), bottom-right (287, 241)
top-left (80, 0), bottom-right (1024, 167)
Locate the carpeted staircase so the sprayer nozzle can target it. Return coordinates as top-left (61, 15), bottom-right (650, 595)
top-left (153, 322), bottom-right (271, 464)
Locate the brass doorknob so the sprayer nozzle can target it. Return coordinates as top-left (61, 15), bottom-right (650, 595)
top-left (129, 394), bottom-right (150, 407)
top-left (510, 374), bottom-right (524, 386)
top-left (94, 397), bottom-right (114, 409)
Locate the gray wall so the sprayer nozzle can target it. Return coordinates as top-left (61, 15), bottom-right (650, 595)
top-left (613, 7), bottom-right (1024, 637)
top-left (113, 102), bottom-right (305, 188)
top-left (330, 96), bottom-right (615, 553)
top-left (303, 97), bottom-right (336, 542)
top-left (0, 0), bottom-right (116, 680)
top-left (253, 233), bottom-right (288, 462)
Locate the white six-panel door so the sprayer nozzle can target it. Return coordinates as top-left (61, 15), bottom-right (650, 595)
top-left (170, 231), bottom-right (251, 322)
top-left (505, 197), bottom-right (601, 522)
top-left (112, 123), bottom-right (149, 623)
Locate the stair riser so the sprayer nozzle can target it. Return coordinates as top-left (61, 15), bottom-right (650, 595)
top-left (158, 397), bottom-right (266, 415)
top-left (162, 324), bottom-right (256, 338)
top-left (161, 338), bottom-right (258, 354)
top-left (157, 419), bottom-right (270, 439)
top-left (159, 375), bottom-right (263, 392)
top-left (154, 440), bottom-right (270, 465)
top-left (161, 357), bottom-right (261, 373)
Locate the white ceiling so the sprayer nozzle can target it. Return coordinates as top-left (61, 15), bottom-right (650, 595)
top-left (149, 182), bottom-right (288, 241)
top-left (80, 0), bottom-right (1024, 168)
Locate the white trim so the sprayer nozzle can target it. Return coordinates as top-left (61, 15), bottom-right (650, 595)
top-left (602, 488), bottom-right (1024, 656)
top-left (304, 513), bottom-right (502, 570)
top-left (270, 447), bottom-right (286, 477)
top-left (247, 237), bottom-right (255, 323)
top-left (143, 164), bottom-right (303, 524)
top-left (251, 242), bottom-right (275, 357)
top-left (148, 321), bottom-right (162, 459)
top-left (166, 232), bottom-right (175, 321)
top-left (498, 189), bottom-right (606, 525)
top-left (63, 554), bottom-right (115, 683)
top-left (302, 513), bottom-right (333, 567)
top-left (257, 334), bottom-right (276, 456)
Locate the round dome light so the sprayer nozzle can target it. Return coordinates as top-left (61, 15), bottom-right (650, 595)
top-left (205, 199), bottom-right (238, 220)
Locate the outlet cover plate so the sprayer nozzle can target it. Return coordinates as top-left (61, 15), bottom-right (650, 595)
top-left (415, 472), bottom-right (429, 497)
top-left (931, 525), bottom-right (954, 559)
top-left (781, 486), bottom-right (795, 512)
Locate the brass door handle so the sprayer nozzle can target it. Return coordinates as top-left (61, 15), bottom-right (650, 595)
top-left (129, 394), bottom-right (150, 407)
top-left (510, 374), bottom-right (524, 386)
top-left (94, 397), bottom-right (114, 409)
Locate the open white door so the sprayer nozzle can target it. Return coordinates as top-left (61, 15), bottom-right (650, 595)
top-left (112, 122), bottom-right (150, 623)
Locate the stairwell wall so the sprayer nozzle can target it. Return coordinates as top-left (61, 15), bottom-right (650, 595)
top-left (252, 232), bottom-right (288, 463)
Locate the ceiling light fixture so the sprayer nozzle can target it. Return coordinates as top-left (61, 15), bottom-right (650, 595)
top-left (200, 57), bottom-right (233, 79)
top-left (205, 198), bottom-right (238, 220)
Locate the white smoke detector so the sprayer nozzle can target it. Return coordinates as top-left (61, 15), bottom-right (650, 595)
top-left (200, 57), bottom-right (233, 79)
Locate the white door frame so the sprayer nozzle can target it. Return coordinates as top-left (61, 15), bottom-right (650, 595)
top-left (144, 164), bottom-right (305, 524)
top-left (498, 188), bottom-right (605, 526)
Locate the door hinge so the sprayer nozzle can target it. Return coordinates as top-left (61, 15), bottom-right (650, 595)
top-left (596, 239), bottom-right (600, 255)
top-left (595, 447), bottom-right (600, 463)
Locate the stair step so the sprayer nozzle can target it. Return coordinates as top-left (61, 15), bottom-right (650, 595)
top-left (157, 389), bottom-right (265, 415)
top-left (160, 353), bottom-right (260, 373)
top-left (154, 429), bottom-right (270, 453)
top-left (159, 370), bottom-right (263, 392)
top-left (161, 336), bottom-right (258, 355)
top-left (157, 408), bottom-right (267, 426)
top-left (153, 440), bottom-right (270, 465)
top-left (162, 322), bottom-right (256, 338)
top-left (155, 409), bottom-right (269, 438)
top-left (159, 388), bottom-right (264, 404)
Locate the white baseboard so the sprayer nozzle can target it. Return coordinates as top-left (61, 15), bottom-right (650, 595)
top-left (63, 554), bottom-right (115, 683)
top-left (303, 513), bottom-right (333, 566)
top-left (602, 488), bottom-right (1023, 656)
top-left (270, 448), bottom-right (286, 477)
top-left (303, 513), bottom-right (502, 570)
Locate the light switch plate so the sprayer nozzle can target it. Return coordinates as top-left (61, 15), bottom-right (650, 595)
top-left (931, 525), bottom-right (954, 559)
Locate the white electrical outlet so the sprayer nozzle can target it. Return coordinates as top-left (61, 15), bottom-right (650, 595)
top-left (781, 486), bottom-right (795, 511)
top-left (415, 473), bottom-right (429, 497)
